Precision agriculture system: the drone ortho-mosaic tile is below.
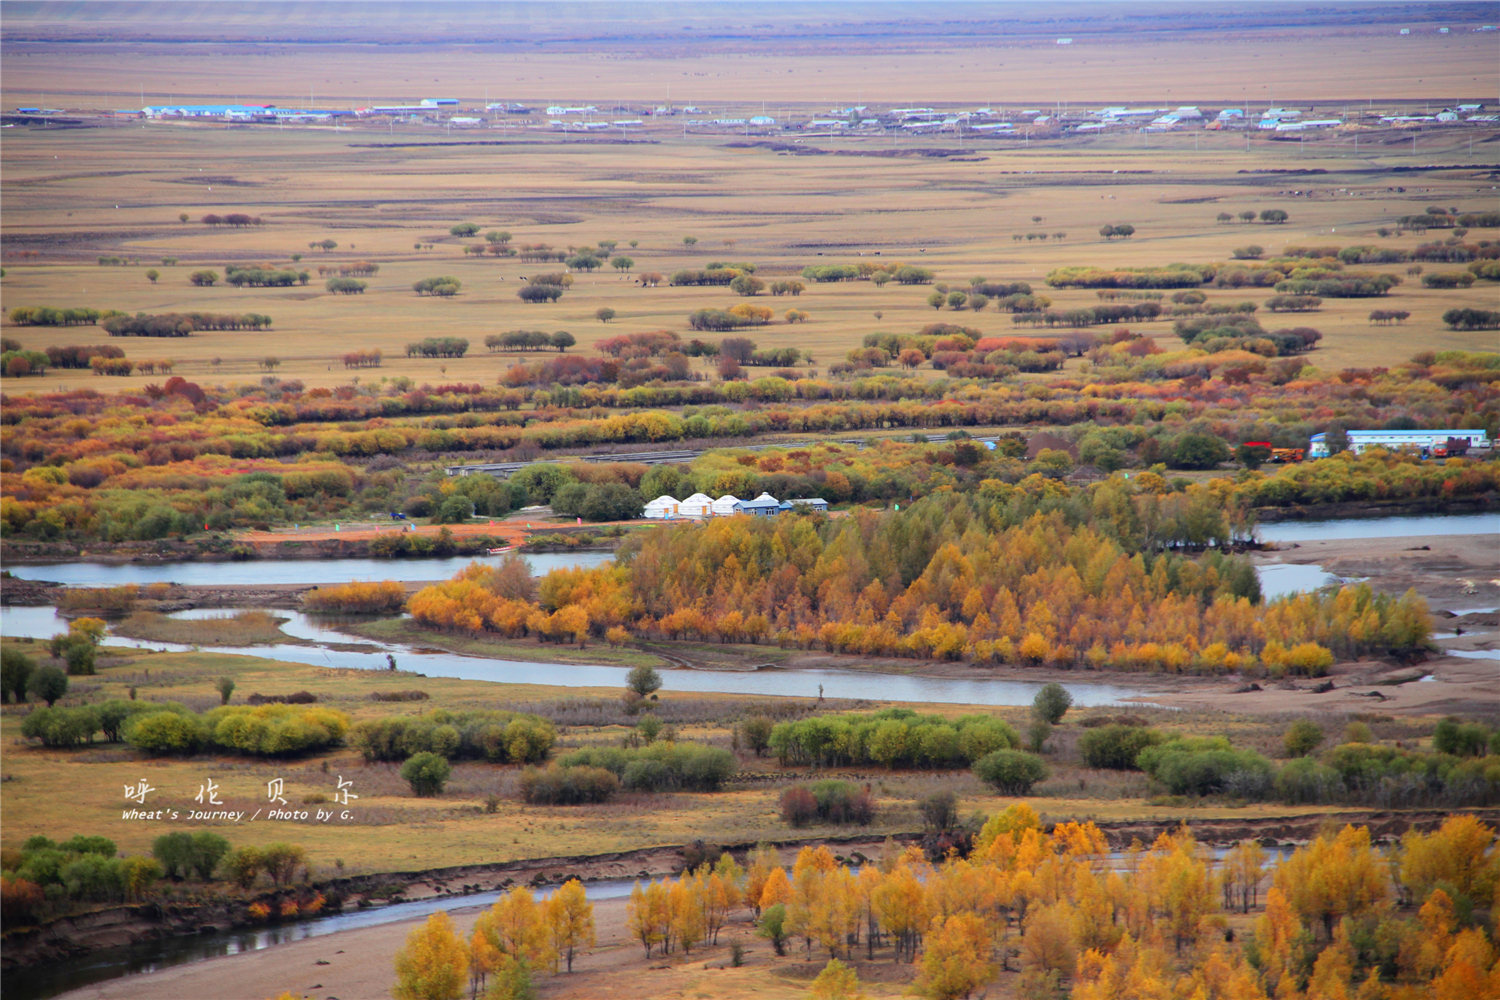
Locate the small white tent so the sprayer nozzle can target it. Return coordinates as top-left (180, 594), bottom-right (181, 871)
top-left (643, 495), bottom-right (679, 519)
top-left (710, 494), bottom-right (741, 516)
top-left (678, 492), bottom-right (714, 518)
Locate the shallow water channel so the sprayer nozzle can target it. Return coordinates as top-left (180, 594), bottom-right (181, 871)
top-left (5, 878), bottom-right (638, 1000)
top-left (0, 604), bottom-right (1145, 708)
top-left (1254, 512), bottom-right (1498, 602)
top-left (4, 550), bottom-right (615, 588)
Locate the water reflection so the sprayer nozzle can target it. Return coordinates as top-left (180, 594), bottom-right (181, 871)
top-left (1257, 512), bottom-right (1497, 543)
top-left (4, 551), bottom-right (614, 588)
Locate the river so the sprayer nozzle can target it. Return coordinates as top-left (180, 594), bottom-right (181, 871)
top-left (5, 878), bottom-right (640, 1000)
top-left (0, 604), bottom-right (1144, 708)
top-left (3, 551), bottom-right (615, 588)
top-left (1254, 511), bottom-right (1497, 543)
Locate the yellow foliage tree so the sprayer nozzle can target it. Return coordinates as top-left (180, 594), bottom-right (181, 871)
top-left (917, 912), bottom-right (998, 999)
top-left (474, 886), bottom-right (554, 972)
top-left (1273, 825), bottom-right (1389, 941)
top-left (760, 866), bottom-right (793, 912)
top-left (627, 880), bottom-right (670, 957)
top-left (669, 876), bottom-right (705, 955)
top-left (745, 843), bottom-right (778, 917)
top-left (543, 878), bottom-right (595, 973)
top-left (809, 957), bottom-right (867, 1000)
top-left (1398, 815), bottom-right (1498, 905)
top-left (393, 911), bottom-right (470, 1000)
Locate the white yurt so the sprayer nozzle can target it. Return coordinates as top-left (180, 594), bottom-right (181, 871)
top-left (642, 495), bottom-right (680, 519)
top-left (710, 494), bottom-right (742, 516)
top-left (677, 492), bottom-right (714, 518)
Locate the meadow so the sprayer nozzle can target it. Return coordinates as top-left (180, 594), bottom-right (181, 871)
top-left (2, 116), bottom-right (1497, 395)
top-left (0, 639), bottom-right (1434, 873)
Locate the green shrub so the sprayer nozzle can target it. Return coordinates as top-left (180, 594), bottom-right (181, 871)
top-left (31, 665), bottom-right (68, 706)
top-left (59, 835), bottom-right (117, 857)
top-left (1078, 725), bottom-right (1164, 770)
top-left (768, 710), bottom-right (1017, 769)
top-left (1283, 720), bottom-right (1326, 758)
top-left (1274, 757), bottom-right (1341, 804)
top-left (1137, 737), bottom-right (1274, 797)
top-left (1433, 718), bottom-right (1491, 757)
top-left (96, 699), bottom-right (155, 742)
top-left (351, 711), bottom-right (556, 764)
top-left (2, 647), bottom-right (35, 703)
top-left (517, 764), bottom-right (618, 804)
top-left (207, 704), bottom-right (349, 756)
top-left (561, 741), bottom-right (735, 792)
top-left (20, 706), bottom-right (99, 748)
top-left (1031, 683), bottom-right (1072, 725)
top-left (973, 749), bottom-right (1049, 794)
top-left (400, 751), bottom-right (452, 796)
top-left (190, 832), bottom-right (231, 880)
top-left (124, 709), bottom-right (210, 755)
top-left (152, 832), bottom-right (195, 879)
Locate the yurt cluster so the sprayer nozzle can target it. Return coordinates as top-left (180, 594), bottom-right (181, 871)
top-left (642, 492), bottom-right (829, 520)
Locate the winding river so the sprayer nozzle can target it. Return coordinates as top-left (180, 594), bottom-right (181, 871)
top-left (0, 603), bottom-right (1144, 708)
top-left (2, 511), bottom-right (1493, 999)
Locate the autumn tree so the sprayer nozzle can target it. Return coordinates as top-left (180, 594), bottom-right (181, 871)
top-left (1398, 815), bottom-right (1497, 905)
top-left (873, 854), bottom-right (929, 962)
top-left (810, 958), bottom-right (867, 1000)
top-left (745, 843), bottom-right (779, 917)
top-left (669, 876), bottom-right (706, 954)
top-left (475, 886), bottom-right (555, 971)
top-left (393, 911), bottom-right (469, 1000)
top-left (1273, 824), bottom-right (1389, 940)
top-left (1222, 839), bottom-right (1267, 914)
top-left (627, 880), bottom-right (671, 957)
top-left (920, 912), bottom-right (999, 999)
top-left (543, 878), bottom-right (595, 972)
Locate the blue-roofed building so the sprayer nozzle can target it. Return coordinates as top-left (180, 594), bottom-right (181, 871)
top-left (787, 498), bottom-right (829, 512)
top-left (734, 493), bottom-right (782, 517)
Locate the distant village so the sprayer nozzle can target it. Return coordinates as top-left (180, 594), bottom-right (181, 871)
top-left (83, 98), bottom-right (1495, 137)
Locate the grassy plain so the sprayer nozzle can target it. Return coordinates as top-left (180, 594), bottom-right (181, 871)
top-left (0, 639), bottom-right (1421, 875)
top-left (2, 117), bottom-right (1496, 394)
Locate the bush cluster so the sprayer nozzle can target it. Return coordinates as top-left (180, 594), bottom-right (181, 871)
top-left (1138, 737), bottom-right (1275, 797)
top-left (119, 703), bottom-right (351, 757)
top-left (352, 710), bottom-right (556, 764)
top-left (779, 780), bottom-right (875, 828)
top-left (559, 741), bottom-right (736, 791)
top-left (972, 749), bottom-right (1049, 794)
top-left (518, 764), bottom-right (619, 804)
top-left (768, 708), bottom-right (1020, 769)
top-left (3, 835), bottom-right (164, 918)
top-left (1078, 724), bottom-right (1165, 770)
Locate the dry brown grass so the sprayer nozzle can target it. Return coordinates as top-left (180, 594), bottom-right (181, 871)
top-left (2, 105), bottom-right (1495, 395)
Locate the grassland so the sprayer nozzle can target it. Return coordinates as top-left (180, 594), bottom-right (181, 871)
top-left (2, 116), bottom-right (1496, 393)
top-left (0, 638), bottom-right (1436, 876)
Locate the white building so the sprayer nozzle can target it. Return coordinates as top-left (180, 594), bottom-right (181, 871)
top-left (710, 494), bottom-right (742, 517)
top-left (643, 495), bottom-right (680, 519)
top-left (677, 493), bottom-right (714, 518)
